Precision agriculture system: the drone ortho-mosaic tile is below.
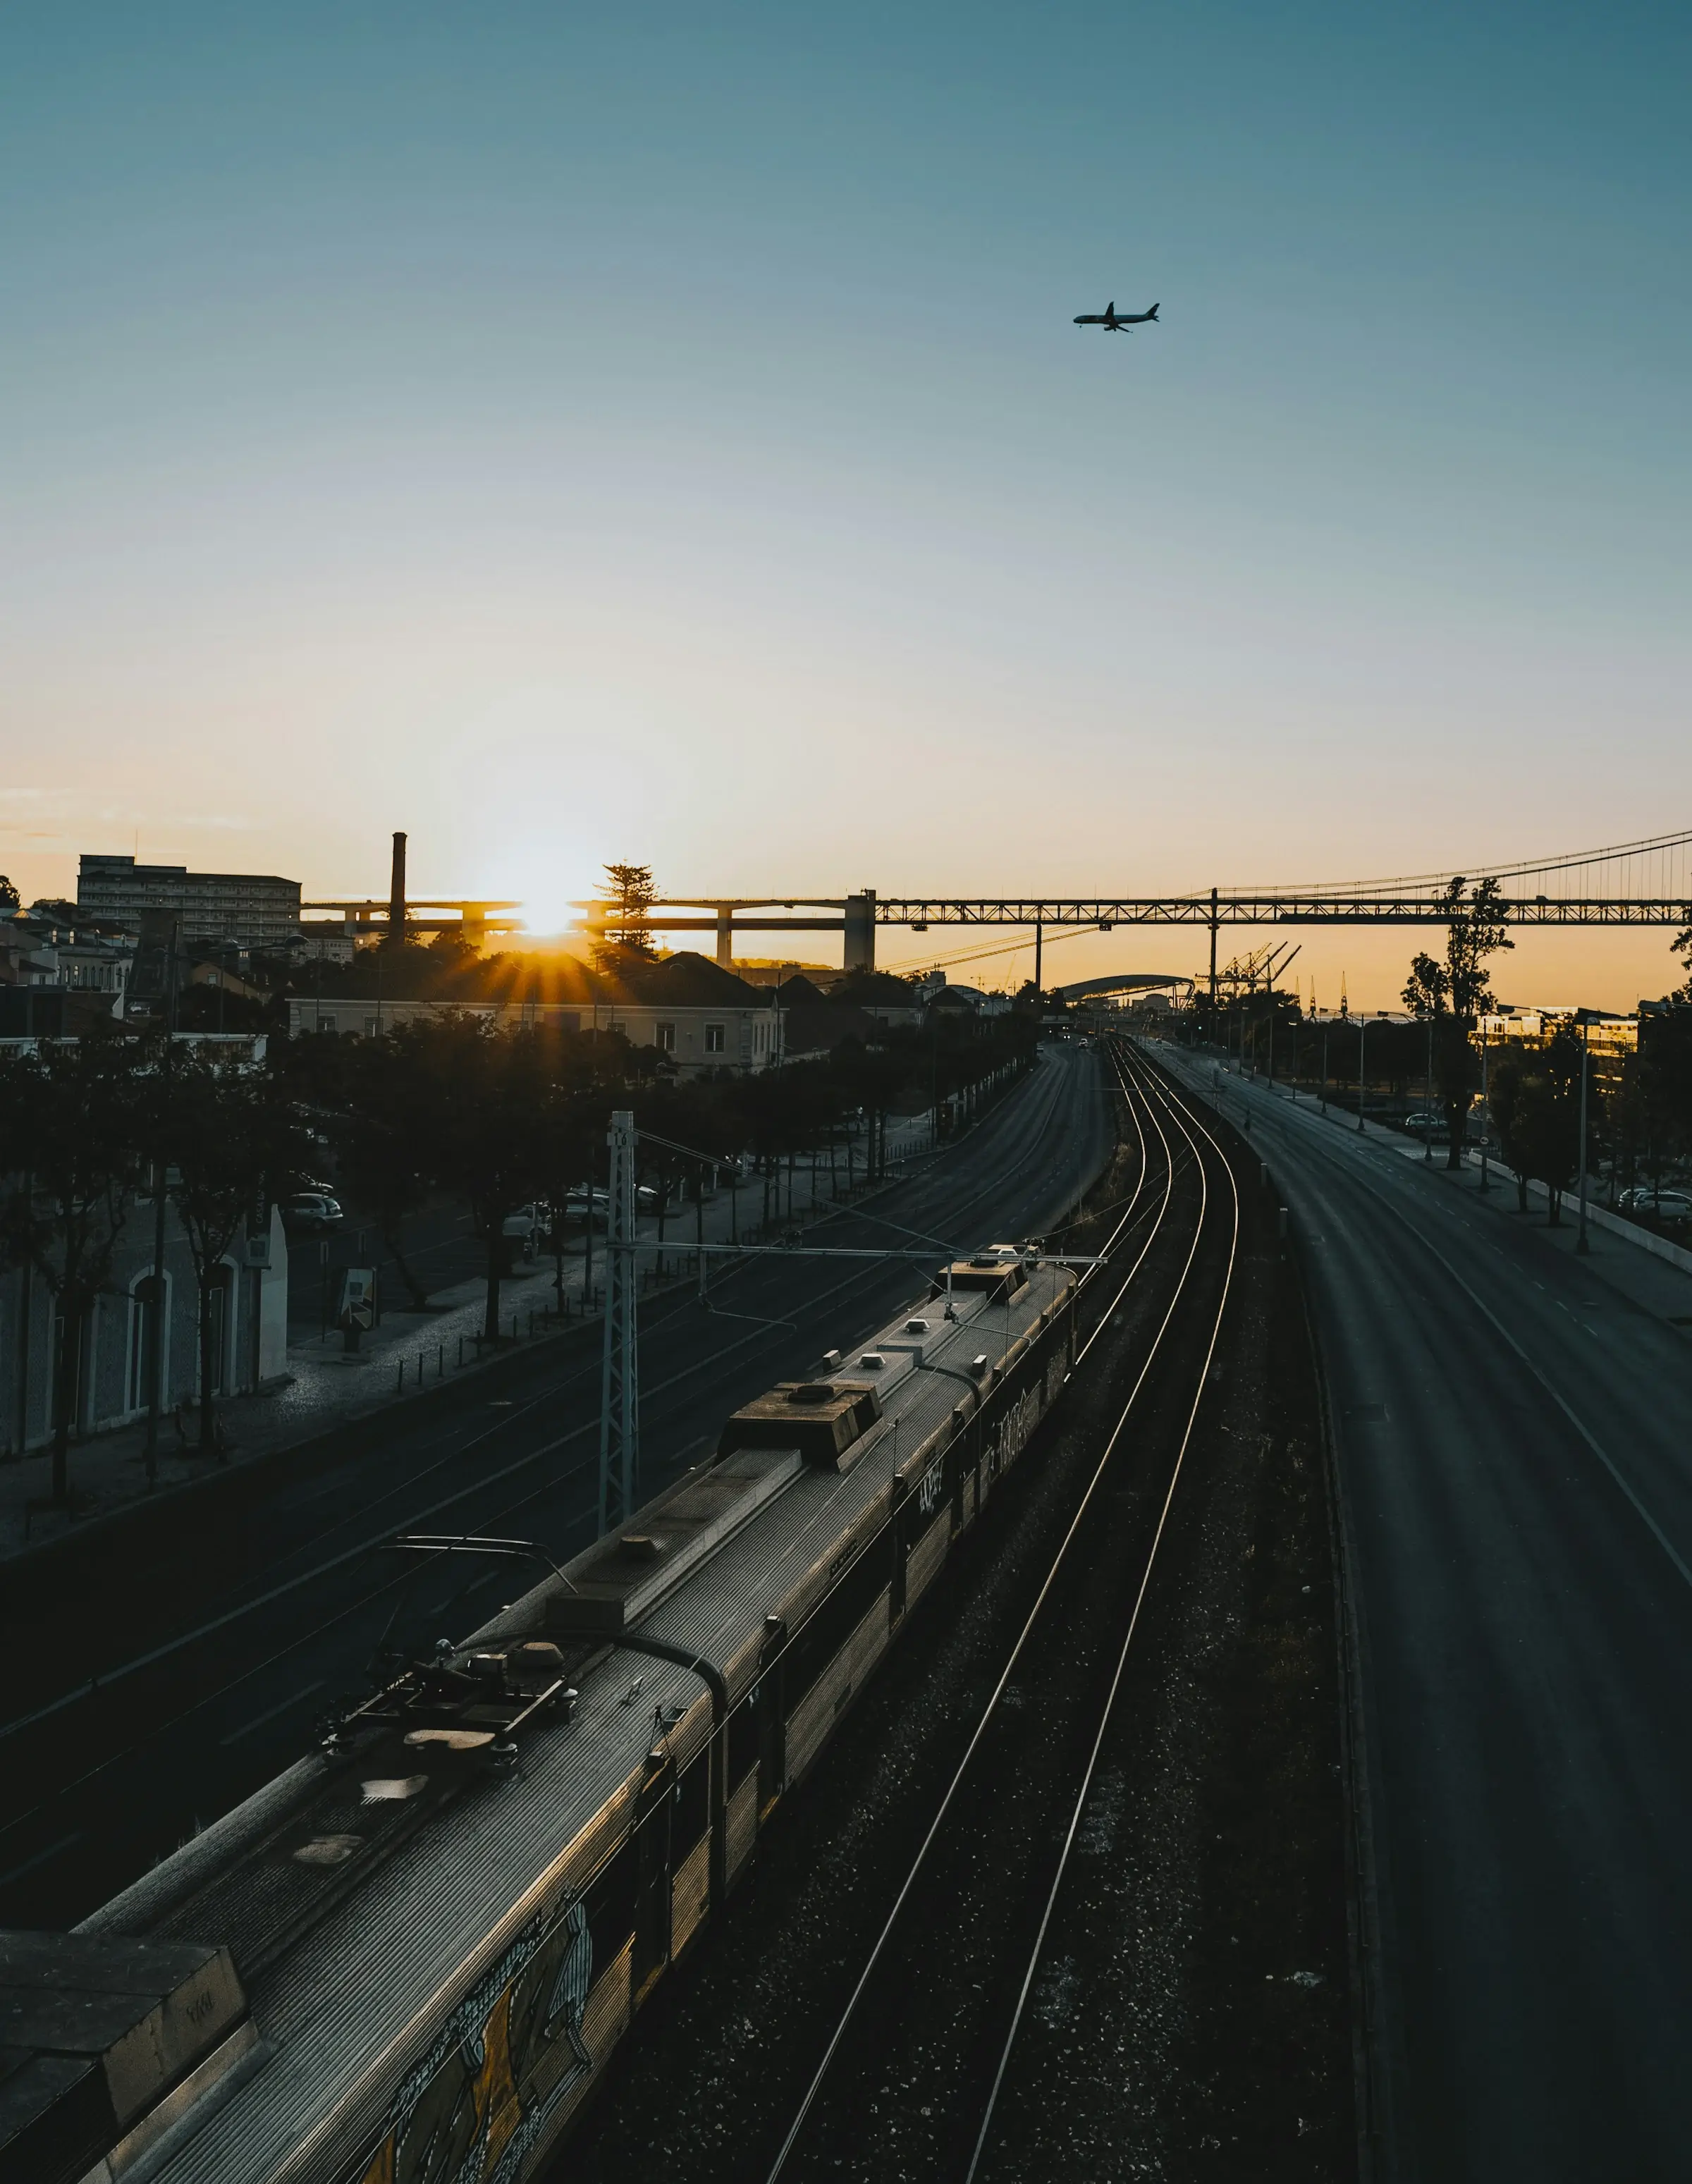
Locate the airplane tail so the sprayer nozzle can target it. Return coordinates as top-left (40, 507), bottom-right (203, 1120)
top-left (1106, 300), bottom-right (1115, 316)
top-left (1147, 302), bottom-right (1159, 319)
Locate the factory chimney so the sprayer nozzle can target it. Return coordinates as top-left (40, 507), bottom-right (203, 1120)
top-left (388, 831), bottom-right (407, 946)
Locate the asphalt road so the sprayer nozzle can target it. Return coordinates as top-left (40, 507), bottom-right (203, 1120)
top-left (0, 1041), bottom-right (1111, 1928)
top-left (1151, 1043), bottom-right (1692, 2183)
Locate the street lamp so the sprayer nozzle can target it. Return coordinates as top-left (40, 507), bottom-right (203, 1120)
top-left (1478, 1017), bottom-right (1491, 1191)
top-left (1357, 1014), bottom-right (1371, 1131)
top-left (1320, 1022), bottom-right (1328, 1115)
top-left (1424, 1012), bottom-right (1435, 1162)
top-left (1574, 1009), bottom-right (1597, 1255)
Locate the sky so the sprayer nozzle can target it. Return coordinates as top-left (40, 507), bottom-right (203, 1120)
top-left (3, 1), bottom-right (1688, 1008)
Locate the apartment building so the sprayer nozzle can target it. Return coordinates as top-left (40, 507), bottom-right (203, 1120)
top-left (79, 853), bottom-right (302, 949)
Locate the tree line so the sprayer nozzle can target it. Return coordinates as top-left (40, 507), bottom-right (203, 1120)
top-left (1186, 888), bottom-right (1692, 1220)
top-left (1, 1007), bottom-right (1036, 1500)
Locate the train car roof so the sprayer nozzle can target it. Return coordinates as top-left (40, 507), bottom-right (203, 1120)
top-left (75, 1263), bottom-right (1074, 2184)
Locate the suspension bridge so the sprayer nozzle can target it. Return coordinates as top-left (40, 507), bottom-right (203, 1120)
top-left (579, 826), bottom-right (1692, 984)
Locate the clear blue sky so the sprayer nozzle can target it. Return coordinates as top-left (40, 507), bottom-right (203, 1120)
top-left (3, 2), bottom-right (1687, 1003)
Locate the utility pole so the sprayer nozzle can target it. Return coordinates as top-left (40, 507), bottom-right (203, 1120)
top-left (1424, 1014), bottom-right (1435, 1161)
top-left (598, 1110), bottom-right (639, 1535)
top-left (1208, 886), bottom-right (1218, 1007)
top-left (1478, 1021), bottom-right (1492, 1191)
top-left (1034, 916), bottom-right (1043, 999)
top-left (1320, 1023), bottom-right (1328, 1114)
top-left (1357, 1016), bottom-right (1369, 1131)
top-left (1576, 1013), bottom-right (1593, 1254)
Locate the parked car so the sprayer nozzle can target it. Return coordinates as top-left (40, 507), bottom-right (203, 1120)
top-left (1618, 1187), bottom-right (1692, 1225)
top-left (281, 1191), bottom-right (343, 1232)
top-left (501, 1203), bottom-right (554, 1254)
top-left (563, 1188), bottom-right (611, 1220)
top-left (1402, 1111), bottom-right (1447, 1137)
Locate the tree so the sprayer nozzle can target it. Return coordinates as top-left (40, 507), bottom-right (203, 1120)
top-left (0, 875), bottom-right (18, 912)
top-left (1402, 876), bottom-right (1514, 1167)
top-left (596, 862), bottom-right (658, 976)
top-left (164, 1053), bottom-right (302, 1452)
top-left (331, 1029), bottom-right (444, 1308)
top-left (0, 1035), bottom-right (145, 1500)
top-left (1633, 1004), bottom-right (1692, 1206)
top-left (422, 1019), bottom-right (556, 1341)
top-left (1489, 1025), bottom-right (1583, 1222)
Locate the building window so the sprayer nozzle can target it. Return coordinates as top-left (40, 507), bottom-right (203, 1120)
top-left (656, 1021), bottom-right (676, 1053)
top-left (127, 1272), bottom-right (176, 1415)
top-left (705, 1023), bottom-right (725, 1054)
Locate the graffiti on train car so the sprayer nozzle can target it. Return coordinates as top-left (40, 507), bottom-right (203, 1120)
top-left (345, 1894), bottom-right (594, 2184)
top-left (984, 1380), bottom-right (1042, 1479)
top-left (981, 1337), bottom-right (1067, 1480)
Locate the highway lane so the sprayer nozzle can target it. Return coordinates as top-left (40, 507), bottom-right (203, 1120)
top-left (0, 1041), bottom-right (1112, 1926)
top-left (1150, 1043), bottom-right (1692, 2182)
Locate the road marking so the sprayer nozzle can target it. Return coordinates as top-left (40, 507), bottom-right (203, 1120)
top-left (219, 1679), bottom-right (326, 1746)
top-left (1304, 1148), bottom-right (1692, 1595)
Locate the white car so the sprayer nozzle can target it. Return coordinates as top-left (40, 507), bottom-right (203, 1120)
top-left (281, 1191), bottom-right (343, 1232)
top-left (501, 1203), bottom-right (553, 1251)
top-left (1618, 1187), bottom-right (1692, 1225)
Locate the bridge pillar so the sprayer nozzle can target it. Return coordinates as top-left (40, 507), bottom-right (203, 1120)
top-left (843, 890), bottom-right (876, 974)
top-left (715, 905), bottom-right (734, 969)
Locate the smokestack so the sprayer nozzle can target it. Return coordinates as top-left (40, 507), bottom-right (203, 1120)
top-left (388, 831), bottom-right (407, 945)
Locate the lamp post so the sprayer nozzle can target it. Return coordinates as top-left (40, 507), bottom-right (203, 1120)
top-left (1424, 1012), bottom-right (1435, 1162)
top-left (1320, 1023), bottom-right (1328, 1115)
top-left (1357, 1016), bottom-right (1370, 1131)
top-left (1576, 1011), bottom-right (1594, 1256)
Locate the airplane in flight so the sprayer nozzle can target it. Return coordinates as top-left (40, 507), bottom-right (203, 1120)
top-left (1073, 300), bottom-right (1160, 331)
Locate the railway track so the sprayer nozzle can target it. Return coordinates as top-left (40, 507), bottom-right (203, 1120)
top-left (756, 1038), bottom-right (1243, 2183)
top-left (0, 1046), bottom-right (1111, 1924)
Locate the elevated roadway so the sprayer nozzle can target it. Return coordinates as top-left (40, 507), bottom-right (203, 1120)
top-left (1148, 1038), bottom-right (1692, 2181)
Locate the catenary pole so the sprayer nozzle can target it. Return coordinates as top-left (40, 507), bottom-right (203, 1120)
top-left (598, 1110), bottom-right (639, 1535)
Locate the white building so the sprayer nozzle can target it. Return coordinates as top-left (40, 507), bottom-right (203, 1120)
top-left (0, 1201), bottom-right (288, 1456)
top-left (286, 995), bottom-right (784, 1074)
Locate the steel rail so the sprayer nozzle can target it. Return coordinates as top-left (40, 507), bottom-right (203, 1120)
top-left (962, 1042), bottom-right (1242, 2181)
top-left (0, 1057), bottom-right (1081, 1750)
top-left (0, 1055), bottom-right (1106, 1889)
top-left (761, 1042), bottom-right (1216, 2184)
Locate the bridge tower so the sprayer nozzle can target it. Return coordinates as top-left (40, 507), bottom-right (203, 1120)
top-left (843, 889), bottom-right (876, 973)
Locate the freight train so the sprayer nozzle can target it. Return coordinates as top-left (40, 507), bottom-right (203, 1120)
top-left (4, 1251), bottom-right (1076, 2184)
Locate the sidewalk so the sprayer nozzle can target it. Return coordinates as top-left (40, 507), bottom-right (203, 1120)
top-left (0, 1109), bottom-right (945, 1563)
